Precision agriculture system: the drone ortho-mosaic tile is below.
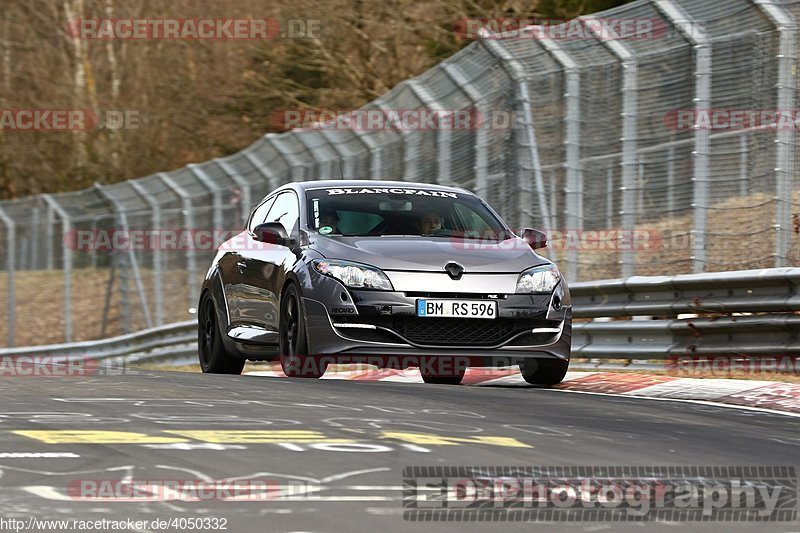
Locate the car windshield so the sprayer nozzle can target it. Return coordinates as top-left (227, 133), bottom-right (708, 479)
top-left (305, 186), bottom-right (510, 240)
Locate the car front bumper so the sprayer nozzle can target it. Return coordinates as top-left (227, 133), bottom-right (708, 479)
top-left (301, 278), bottom-right (571, 366)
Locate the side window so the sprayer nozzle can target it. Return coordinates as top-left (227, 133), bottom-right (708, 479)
top-left (247, 196), bottom-right (276, 233)
top-left (265, 192), bottom-right (300, 236)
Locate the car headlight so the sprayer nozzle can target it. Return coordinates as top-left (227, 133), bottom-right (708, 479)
top-left (516, 265), bottom-right (561, 293)
top-left (312, 259), bottom-right (394, 290)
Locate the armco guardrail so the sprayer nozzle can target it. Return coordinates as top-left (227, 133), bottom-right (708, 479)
top-left (571, 267), bottom-right (800, 359)
top-left (0, 320), bottom-right (196, 362)
top-left (1, 268), bottom-right (798, 365)
top-left (4, 0), bottom-right (800, 350)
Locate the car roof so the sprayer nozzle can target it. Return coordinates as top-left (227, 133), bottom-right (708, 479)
top-left (290, 180), bottom-right (472, 195)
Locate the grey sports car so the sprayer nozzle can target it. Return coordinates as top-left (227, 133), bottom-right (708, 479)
top-left (198, 180), bottom-right (571, 385)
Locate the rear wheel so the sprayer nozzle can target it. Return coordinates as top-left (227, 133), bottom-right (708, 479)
top-left (198, 293), bottom-right (244, 374)
top-left (519, 359), bottom-right (568, 385)
top-left (279, 284), bottom-right (326, 378)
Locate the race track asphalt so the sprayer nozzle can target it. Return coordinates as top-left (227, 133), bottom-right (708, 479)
top-left (0, 369), bottom-right (798, 532)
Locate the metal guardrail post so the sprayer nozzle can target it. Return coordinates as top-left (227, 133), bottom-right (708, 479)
top-left (585, 15), bottom-right (639, 277)
top-left (243, 149), bottom-right (278, 195)
top-left (407, 80), bottom-right (450, 186)
top-left (606, 162), bottom-right (615, 228)
top-left (45, 201), bottom-right (55, 270)
top-left (214, 158), bottom-right (254, 226)
top-left (0, 206), bottom-right (15, 346)
top-left (667, 146), bottom-right (676, 215)
top-left (374, 99), bottom-right (417, 181)
top-left (95, 184), bottom-right (153, 330)
top-left (129, 181), bottom-right (164, 326)
top-left (41, 194), bottom-right (73, 342)
top-left (753, 0), bottom-right (797, 268)
top-left (739, 134), bottom-right (749, 197)
top-left (654, 0), bottom-right (711, 274)
top-left (188, 164), bottom-right (224, 234)
top-left (536, 39), bottom-right (581, 272)
top-left (294, 130), bottom-right (334, 181)
top-left (479, 33), bottom-right (554, 239)
top-left (30, 206), bottom-right (40, 270)
top-left (442, 62), bottom-right (490, 193)
top-left (158, 172), bottom-right (198, 313)
top-left (349, 128), bottom-right (382, 180)
top-left (315, 130), bottom-right (355, 179)
top-left (265, 133), bottom-right (306, 182)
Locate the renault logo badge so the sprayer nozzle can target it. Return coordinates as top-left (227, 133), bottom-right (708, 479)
top-left (444, 262), bottom-right (465, 280)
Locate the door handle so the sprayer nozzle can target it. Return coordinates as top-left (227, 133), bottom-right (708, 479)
top-left (237, 261), bottom-right (247, 273)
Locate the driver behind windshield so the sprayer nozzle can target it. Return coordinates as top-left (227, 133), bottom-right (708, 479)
top-left (416, 211), bottom-right (443, 234)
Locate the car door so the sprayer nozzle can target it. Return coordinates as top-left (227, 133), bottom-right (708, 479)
top-left (222, 195), bottom-right (275, 327)
top-left (237, 191), bottom-right (300, 335)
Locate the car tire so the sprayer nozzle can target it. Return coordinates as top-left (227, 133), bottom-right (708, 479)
top-left (519, 359), bottom-right (568, 385)
top-left (420, 363), bottom-right (465, 385)
top-left (198, 293), bottom-right (245, 375)
top-left (279, 284), bottom-right (326, 379)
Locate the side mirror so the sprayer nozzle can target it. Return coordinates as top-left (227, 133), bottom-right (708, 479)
top-left (252, 223), bottom-right (296, 247)
top-left (522, 228), bottom-right (548, 250)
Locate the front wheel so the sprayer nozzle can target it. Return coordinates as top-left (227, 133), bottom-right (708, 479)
top-left (198, 293), bottom-right (244, 374)
top-left (279, 284), bottom-right (325, 378)
top-left (420, 358), bottom-right (466, 385)
top-left (519, 359), bottom-right (568, 385)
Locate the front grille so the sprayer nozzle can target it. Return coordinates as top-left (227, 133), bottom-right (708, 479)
top-left (336, 316), bottom-right (549, 347)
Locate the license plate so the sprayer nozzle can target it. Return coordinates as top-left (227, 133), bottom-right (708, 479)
top-left (416, 299), bottom-right (497, 319)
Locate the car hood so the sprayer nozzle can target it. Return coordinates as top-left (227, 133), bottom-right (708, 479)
top-left (309, 235), bottom-right (546, 273)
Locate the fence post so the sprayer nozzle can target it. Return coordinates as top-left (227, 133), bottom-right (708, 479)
top-left (45, 203), bottom-right (55, 270)
top-left (41, 194), bottom-right (72, 342)
top-left (374, 99), bottom-right (418, 181)
top-left (158, 173), bottom-right (198, 314)
top-left (654, 0), bottom-right (711, 274)
top-left (266, 134), bottom-right (306, 183)
top-left (30, 206), bottom-right (40, 270)
top-left (317, 130), bottom-right (356, 178)
top-left (753, 0), bottom-right (797, 267)
top-left (129, 180), bottom-right (164, 326)
top-left (479, 33), bottom-right (555, 240)
top-left (294, 130), bottom-right (333, 181)
top-left (349, 129), bottom-right (382, 180)
top-left (667, 146), bottom-right (676, 215)
top-left (95, 183), bottom-right (153, 331)
top-left (535, 37), bottom-right (581, 280)
top-left (214, 158), bottom-right (254, 226)
top-left (585, 15), bottom-right (639, 277)
top-left (188, 164), bottom-right (224, 235)
top-left (407, 80), bottom-right (451, 186)
top-left (442, 62), bottom-right (490, 194)
top-left (739, 134), bottom-right (748, 197)
top-left (0, 206), bottom-right (15, 347)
